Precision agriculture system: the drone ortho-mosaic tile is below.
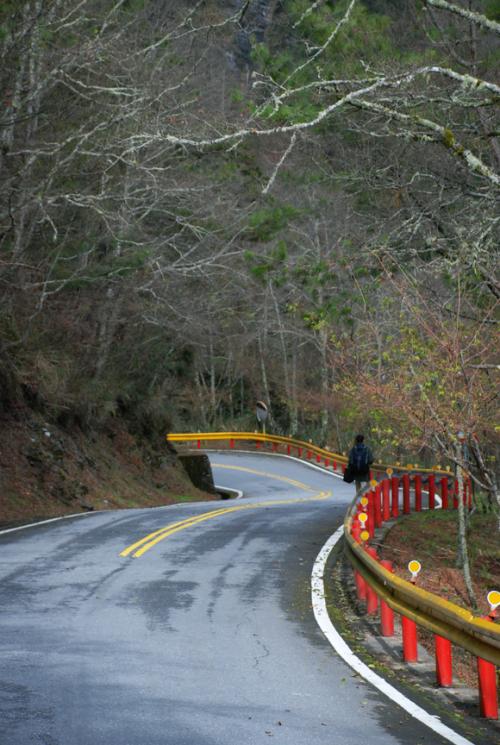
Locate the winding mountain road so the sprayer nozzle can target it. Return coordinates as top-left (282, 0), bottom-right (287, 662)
top-left (0, 452), bottom-right (467, 744)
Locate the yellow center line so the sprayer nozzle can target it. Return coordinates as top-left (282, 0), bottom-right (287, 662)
top-left (210, 463), bottom-right (314, 491)
top-left (120, 463), bottom-right (332, 559)
top-left (119, 507), bottom-right (230, 558)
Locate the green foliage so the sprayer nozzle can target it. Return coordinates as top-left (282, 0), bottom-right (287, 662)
top-left (250, 2), bottom-right (398, 128)
top-left (247, 205), bottom-right (301, 241)
top-left (123, 0), bottom-right (147, 12)
top-left (251, 43), bottom-right (275, 70)
top-left (289, 0), bottom-right (395, 71)
top-left (485, 0), bottom-right (500, 20)
top-left (49, 243), bottom-right (153, 288)
top-left (245, 240), bottom-right (289, 282)
top-left (230, 88), bottom-right (245, 103)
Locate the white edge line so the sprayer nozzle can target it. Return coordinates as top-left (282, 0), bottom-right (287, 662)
top-left (207, 449), bottom-right (346, 481)
top-left (214, 484), bottom-right (244, 499)
top-left (0, 510), bottom-right (95, 537)
top-left (207, 449), bottom-right (445, 508)
top-left (311, 528), bottom-right (475, 745)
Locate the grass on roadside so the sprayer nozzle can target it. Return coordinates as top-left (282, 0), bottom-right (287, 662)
top-left (380, 510), bottom-right (499, 612)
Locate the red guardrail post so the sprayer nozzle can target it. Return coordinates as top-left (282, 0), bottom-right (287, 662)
top-left (355, 574), bottom-right (367, 601)
top-left (333, 460), bottom-right (337, 471)
top-left (352, 519), bottom-right (361, 543)
top-left (440, 477), bottom-right (449, 509)
top-left (414, 474), bottom-right (422, 512)
top-left (402, 615), bottom-right (418, 662)
top-left (365, 547), bottom-right (379, 614)
top-left (382, 480), bottom-right (390, 522)
top-left (367, 490), bottom-right (375, 538)
top-left (402, 474), bottom-right (410, 514)
top-left (374, 484), bottom-right (382, 528)
top-left (478, 657), bottom-right (498, 718)
top-left (391, 476), bottom-right (399, 518)
top-left (435, 635), bottom-right (453, 687)
top-left (230, 438), bottom-right (234, 449)
top-left (351, 520), bottom-right (367, 601)
top-left (380, 560), bottom-right (395, 636)
top-left (477, 612), bottom-right (498, 719)
top-left (428, 474), bottom-right (435, 509)
top-left (324, 458), bottom-right (330, 467)
top-left (197, 439), bottom-right (201, 449)
top-left (287, 444), bottom-right (291, 455)
top-left (297, 447), bottom-right (302, 458)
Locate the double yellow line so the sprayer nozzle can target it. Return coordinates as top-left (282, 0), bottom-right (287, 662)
top-left (120, 492), bottom-right (331, 559)
top-left (121, 506), bottom-right (243, 559)
top-left (120, 462), bottom-right (332, 559)
top-left (210, 463), bottom-right (314, 491)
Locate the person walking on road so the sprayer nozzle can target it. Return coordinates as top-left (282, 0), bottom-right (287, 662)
top-left (348, 434), bottom-right (374, 493)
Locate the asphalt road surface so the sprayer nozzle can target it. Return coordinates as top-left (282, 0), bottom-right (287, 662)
top-left (0, 451), bottom-right (459, 744)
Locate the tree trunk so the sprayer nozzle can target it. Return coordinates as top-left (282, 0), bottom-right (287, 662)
top-left (94, 286), bottom-right (123, 381)
top-left (195, 370), bottom-right (208, 429)
top-left (318, 326), bottom-right (329, 445)
top-left (208, 336), bottom-right (217, 422)
top-left (289, 348), bottom-right (298, 436)
top-left (455, 442), bottom-right (478, 611)
top-left (257, 333), bottom-right (271, 408)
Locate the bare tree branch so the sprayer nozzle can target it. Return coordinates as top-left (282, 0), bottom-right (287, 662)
top-left (423, 0), bottom-right (500, 35)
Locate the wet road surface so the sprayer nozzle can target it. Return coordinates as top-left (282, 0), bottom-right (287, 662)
top-left (0, 451), bottom-right (456, 744)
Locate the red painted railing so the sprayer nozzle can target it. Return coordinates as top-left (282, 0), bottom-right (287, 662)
top-left (345, 474), bottom-right (499, 720)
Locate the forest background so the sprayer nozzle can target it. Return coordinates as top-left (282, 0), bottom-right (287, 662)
top-left (0, 0), bottom-right (498, 520)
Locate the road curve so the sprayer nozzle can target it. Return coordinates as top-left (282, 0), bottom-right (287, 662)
top-left (0, 451), bottom-right (455, 744)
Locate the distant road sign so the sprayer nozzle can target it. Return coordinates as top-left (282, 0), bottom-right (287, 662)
top-left (256, 401), bottom-right (269, 434)
top-left (256, 401), bottom-right (268, 423)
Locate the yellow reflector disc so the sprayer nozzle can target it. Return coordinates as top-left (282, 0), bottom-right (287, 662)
top-left (360, 496), bottom-right (368, 506)
top-left (408, 560), bottom-right (421, 575)
top-left (358, 512), bottom-right (368, 523)
top-left (487, 590), bottom-right (500, 608)
top-left (360, 530), bottom-right (370, 542)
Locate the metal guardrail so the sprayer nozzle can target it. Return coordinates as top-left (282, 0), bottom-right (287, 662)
top-left (166, 432), bottom-right (452, 477)
top-left (344, 503), bottom-right (500, 666)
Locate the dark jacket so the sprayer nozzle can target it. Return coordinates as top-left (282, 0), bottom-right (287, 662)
top-left (348, 443), bottom-right (374, 477)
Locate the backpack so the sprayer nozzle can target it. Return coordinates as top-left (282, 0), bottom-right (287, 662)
top-left (351, 444), bottom-right (369, 473)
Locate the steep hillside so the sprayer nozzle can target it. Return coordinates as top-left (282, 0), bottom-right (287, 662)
top-left (0, 408), bottom-right (214, 527)
top-left (0, 0), bottom-right (498, 514)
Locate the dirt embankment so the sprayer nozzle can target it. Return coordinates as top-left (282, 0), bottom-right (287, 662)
top-left (0, 409), bottom-right (214, 528)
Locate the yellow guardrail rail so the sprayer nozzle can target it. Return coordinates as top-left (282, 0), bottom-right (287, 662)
top-left (344, 491), bottom-right (500, 667)
top-left (166, 432), bottom-right (452, 477)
